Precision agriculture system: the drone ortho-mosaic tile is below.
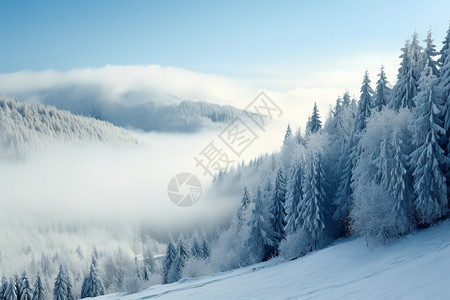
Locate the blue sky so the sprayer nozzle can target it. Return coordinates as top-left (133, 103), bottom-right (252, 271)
top-left (2, 0), bottom-right (450, 78)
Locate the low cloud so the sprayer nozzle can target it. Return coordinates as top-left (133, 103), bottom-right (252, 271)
top-left (0, 65), bottom-right (254, 108)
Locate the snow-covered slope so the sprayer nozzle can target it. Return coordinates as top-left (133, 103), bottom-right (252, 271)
top-left (98, 221), bottom-right (450, 300)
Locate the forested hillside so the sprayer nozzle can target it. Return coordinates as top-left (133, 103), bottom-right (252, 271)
top-left (0, 96), bottom-right (141, 159)
top-left (33, 93), bottom-right (254, 132)
top-left (161, 26), bottom-right (450, 280)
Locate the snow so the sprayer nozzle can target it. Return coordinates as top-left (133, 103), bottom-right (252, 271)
top-left (96, 221), bottom-right (450, 300)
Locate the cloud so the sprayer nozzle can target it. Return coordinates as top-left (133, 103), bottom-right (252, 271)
top-left (0, 54), bottom-right (401, 133)
top-left (0, 65), bottom-right (254, 107)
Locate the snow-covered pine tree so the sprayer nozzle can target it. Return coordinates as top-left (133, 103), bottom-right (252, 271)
top-left (294, 127), bottom-right (306, 145)
top-left (281, 123), bottom-right (296, 171)
top-left (422, 28), bottom-right (439, 76)
top-left (13, 274), bottom-right (21, 300)
top-left (333, 134), bottom-right (355, 234)
top-left (411, 63), bottom-right (447, 224)
top-left (388, 129), bottom-right (413, 234)
top-left (354, 71), bottom-right (375, 132)
top-left (142, 249), bottom-right (156, 280)
top-left (285, 160), bottom-right (303, 235)
top-left (200, 231), bottom-right (210, 259)
top-left (190, 233), bottom-right (203, 259)
top-left (5, 278), bottom-right (17, 300)
top-left (270, 167), bottom-right (287, 249)
top-left (53, 265), bottom-right (68, 300)
top-left (0, 277), bottom-right (9, 300)
top-left (63, 267), bottom-right (74, 300)
top-left (390, 40), bottom-right (418, 110)
top-left (308, 102), bottom-right (322, 134)
top-left (162, 237), bottom-right (177, 284)
top-left (170, 233), bottom-right (191, 282)
top-left (438, 23), bottom-right (450, 68)
top-left (246, 186), bottom-right (276, 262)
top-left (438, 24), bottom-right (450, 188)
top-left (305, 116), bottom-right (311, 134)
top-left (53, 264), bottom-right (74, 300)
top-left (81, 257), bottom-right (105, 298)
top-left (237, 187), bottom-right (251, 224)
top-left (373, 65), bottom-right (391, 112)
top-left (31, 274), bottom-right (46, 300)
top-left (351, 97), bottom-right (357, 111)
top-left (410, 31), bottom-right (424, 80)
top-left (342, 91), bottom-right (351, 107)
top-left (283, 124), bottom-right (292, 145)
top-left (334, 96), bottom-right (342, 118)
top-left (19, 272), bottom-right (32, 300)
top-left (300, 152), bottom-right (328, 249)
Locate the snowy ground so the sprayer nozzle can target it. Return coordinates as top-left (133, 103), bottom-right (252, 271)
top-left (97, 221), bottom-right (450, 300)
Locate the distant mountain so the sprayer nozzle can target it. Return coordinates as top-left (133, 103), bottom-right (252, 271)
top-left (36, 93), bottom-right (254, 132)
top-left (0, 96), bottom-right (141, 159)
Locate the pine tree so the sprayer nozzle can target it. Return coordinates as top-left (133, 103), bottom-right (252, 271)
top-left (4, 279), bottom-right (17, 300)
top-left (333, 134), bottom-right (355, 234)
top-left (373, 65), bottom-right (391, 111)
top-left (63, 268), bottom-right (74, 300)
top-left (391, 40), bottom-right (418, 110)
top-left (190, 233), bottom-right (203, 259)
top-left (334, 96), bottom-right (342, 118)
top-left (200, 231), bottom-right (210, 259)
top-left (176, 233), bottom-right (191, 277)
top-left (422, 28), bottom-right (439, 76)
top-left (237, 187), bottom-right (251, 224)
top-left (0, 277), bottom-right (9, 300)
top-left (283, 124), bottom-right (292, 145)
top-left (13, 274), bottom-right (21, 300)
top-left (31, 274), bottom-right (46, 300)
top-left (270, 168), bottom-right (287, 248)
top-left (438, 23), bottom-right (450, 188)
top-left (246, 186), bottom-right (276, 262)
top-left (294, 127), bottom-right (305, 145)
top-left (284, 160), bottom-right (303, 235)
top-left (168, 234), bottom-right (191, 283)
top-left (342, 91), bottom-right (351, 107)
top-left (438, 23), bottom-right (450, 68)
top-left (53, 264), bottom-right (73, 300)
top-left (308, 103), bottom-right (322, 134)
top-left (410, 63), bottom-right (447, 224)
top-left (410, 31), bottom-right (424, 80)
top-left (300, 152), bottom-right (328, 249)
top-left (19, 272), bottom-right (32, 300)
top-left (389, 129), bottom-right (413, 234)
top-left (53, 265), bottom-right (67, 300)
top-left (81, 257), bottom-right (105, 298)
top-left (142, 249), bottom-right (156, 280)
top-left (354, 71), bottom-right (374, 131)
top-left (162, 237), bottom-right (177, 284)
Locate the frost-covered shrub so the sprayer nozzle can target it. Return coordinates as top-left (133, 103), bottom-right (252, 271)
top-left (122, 273), bottom-right (146, 294)
top-left (279, 230), bottom-right (310, 259)
top-left (182, 258), bottom-right (212, 278)
top-left (350, 182), bottom-right (411, 246)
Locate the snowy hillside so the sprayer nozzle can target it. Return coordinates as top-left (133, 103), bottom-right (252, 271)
top-left (0, 96), bottom-right (141, 159)
top-left (30, 92), bottom-right (255, 132)
top-left (98, 221), bottom-right (450, 300)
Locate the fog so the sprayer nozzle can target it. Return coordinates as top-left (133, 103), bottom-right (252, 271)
top-left (0, 119), bottom-right (285, 274)
top-left (0, 62), bottom-right (386, 274)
